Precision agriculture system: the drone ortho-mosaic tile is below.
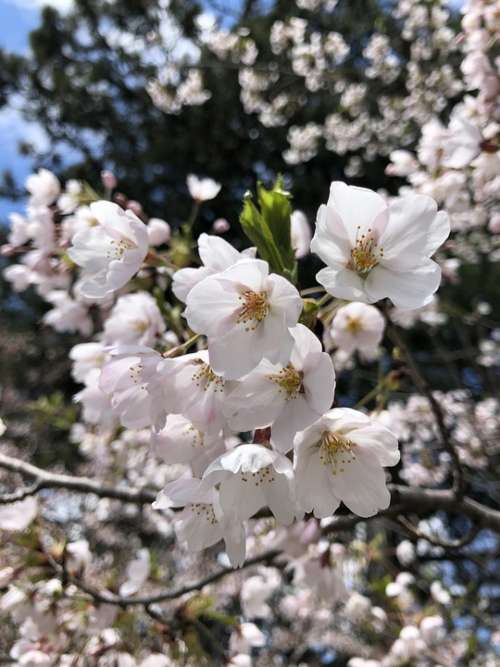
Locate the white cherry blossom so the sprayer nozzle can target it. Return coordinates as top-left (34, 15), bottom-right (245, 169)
top-left (153, 477), bottom-right (246, 567)
top-left (99, 347), bottom-right (172, 430)
top-left (68, 201), bottom-right (149, 299)
top-left (103, 292), bottom-right (166, 347)
top-left (70, 342), bottom-right (108, 383)
top-left (202, 444), bottom-right (296, 524)
top-left (327, 301), bottom-right (385, 356)
top-left (162, 350), bottom-right (231, 434)
top-left (153, 414), bottom-right (226, 477)
top-left (225, 324), bottom-right (335, 452)
top-left (147, 218), bottom-right (171, 246)
top-left (311, 182), bottom-right (450, 308)
top-left (294, 408), bottom-right (399, 518)
top-left (25, 169), bottom-right (60, 207)
top-left (43, 291), bottom-right (92, 336)
top-left (172, 233), bottom-right (255, 303)
top-left (186, 174), bottom-right (221, 202)
top-left (185, 258), bottom-right (303, 379)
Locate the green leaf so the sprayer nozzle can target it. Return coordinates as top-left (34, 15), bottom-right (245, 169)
top-left (239, 179), bottom-right (298, 283)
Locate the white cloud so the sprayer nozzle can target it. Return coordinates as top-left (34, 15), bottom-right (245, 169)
top-left (6, 0), bottom-right (75, 13)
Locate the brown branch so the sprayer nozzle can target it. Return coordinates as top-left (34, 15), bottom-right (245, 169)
top-left (0, 452), bottom-right (156, 505)
top-left (1, 453), bottom-right (499, 531)
top-left (386, 316), bottom-right (465, 497)
top-left (45, 546), bottom-right (281, 608)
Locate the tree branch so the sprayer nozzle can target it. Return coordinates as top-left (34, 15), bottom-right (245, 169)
top-left (386, 316), bottom-right (465, 497)
top-left (1, 452), bottom-right (499, 531)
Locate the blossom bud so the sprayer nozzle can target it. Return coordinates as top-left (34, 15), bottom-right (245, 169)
top-left (127, 200), bottom-right (144, 218)
top-left (100, 170), bottom-right (117, 190)
top-left (212, 218), bottom-right (230, 234)
top-left (147, 218), bottom-right (171, 246)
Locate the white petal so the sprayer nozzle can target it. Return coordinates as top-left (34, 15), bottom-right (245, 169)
top-left (327, 182), bottom-right (388, 244)
top-left (365, 260), bottom-right (441, 309)
top-left (316, 265), bottom-right (368, 302)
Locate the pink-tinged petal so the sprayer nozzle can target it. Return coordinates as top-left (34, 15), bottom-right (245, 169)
top-left (327, 182), bottom-right (388, 244)
top-left (365, 260), bottom-right (441, 309)
top-left (316, 265), bottom-right (368, 302)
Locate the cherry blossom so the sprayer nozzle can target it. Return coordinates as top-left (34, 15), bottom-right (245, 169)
top-left (99, 347), bottom-right (172, 430)
top-left (103, 292), bottom-right (166, 347)
top-left (153, 477), bottom-right (246, 567)
top-left (172, 233), bottom-right (255, 303)
top-left (186, 174), bottom-right (221, 202)
top-left (68, 201), bottom-right (149, 299)
top-left (152, 414), bottom-right (226, 477)
top-left (225, 324), bottom-right (335, 452)
top-left (327, 301), bottom-right (385, 357)
top-left (146, 218), bottom-right (171, 246)
top-left (25, 168), bottom-right (60, 207)
top-left (185, 258), bottom-right (303, 379)
top-left (294, 408), bottom-right (399, 518)
top-left (311, 182), bottom-right (450, 308)
top-left (202, 444), bottom-right (296, 525)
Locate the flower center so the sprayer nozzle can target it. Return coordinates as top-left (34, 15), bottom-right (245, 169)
top-left (191, 360), bottom-right (225, 393)
top-left (319, 431), bottom-right (356, 475)
top-left (107, 237), bottom-right (137, 260)
top-left (268, 363), bottom-right (304, 400)
top-left (237, 289), bottom-right (270, 331)
top-left (348, 227), bottom-right (383, 276)
top-left (240, 465), bottom-right (276, 486)
top-left (191, 503), bottom-right (217, 525)
top-left (345, 316), bottom-right (363, 335)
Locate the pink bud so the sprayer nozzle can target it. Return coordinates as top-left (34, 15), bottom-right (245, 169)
top-left (127, 200), bottom-right (144, 218)
top-left (101, 170), bottom-right (117, 190)
top-left (212, 218), bottom-right (230, 234)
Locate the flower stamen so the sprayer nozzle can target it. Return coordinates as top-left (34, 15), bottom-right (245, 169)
top-left (191, 360), bottom-right (225, 393)
top-left (268, 363), bottom-right (304, 400)
top-left (319, 431), bottom-right (356, 475)
top-left (348, 227), bottom-right (384, 276)
top-left (236, 289), bottom-right (270, 331)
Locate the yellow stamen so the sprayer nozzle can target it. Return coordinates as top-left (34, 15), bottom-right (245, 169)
top-left (345, 316), bottom-right (363, 335)
top-left (268, 363), bottom-right (304, 400)
top-left (348, 226), bottom-right (384, 275)
top-left (236, 289), bottom-right (270, 331)
top-left (319, 431), bottom-right (356, 475)
top-left (191, 360), bottom-right (225, 393)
